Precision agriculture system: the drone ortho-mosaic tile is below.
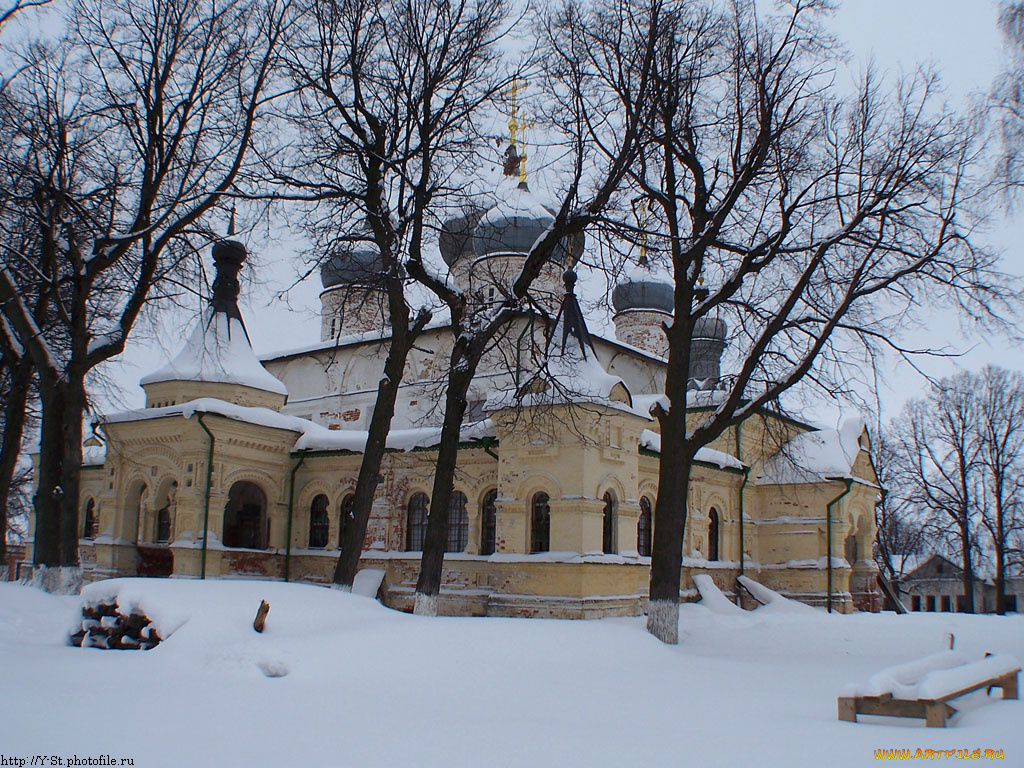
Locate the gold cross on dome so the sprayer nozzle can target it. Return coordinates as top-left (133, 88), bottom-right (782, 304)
top-left (502, 76), bottom-right (533, 184)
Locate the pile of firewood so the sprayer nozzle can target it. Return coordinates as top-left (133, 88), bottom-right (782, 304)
top-left (70, 600), bottom-right (161, 650)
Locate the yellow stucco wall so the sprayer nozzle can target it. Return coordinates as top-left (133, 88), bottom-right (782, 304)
top-left (47, 395), bottom-right (879, 617)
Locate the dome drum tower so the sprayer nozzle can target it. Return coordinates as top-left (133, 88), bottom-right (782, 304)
top-left (611, 279), bottom-right (673, 359)
top-left (319, 240), bottom-right (390, 341)
top-left (440, 184), bottom-right (581, 312)
top-left (611, 277), bottom-right (728, 389)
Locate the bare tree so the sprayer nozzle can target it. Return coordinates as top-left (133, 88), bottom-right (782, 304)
top-left (0, 319), bottom-right (37, 568)
top-left (891, 381), bottom-right (985, 613)
top-left (887, 369), bottom-right (1024, 614)
top-left (0, 0), bottom-right (290, 587)
top-left (974, 366), bottom-right (1024, 613)
top-left (993, 2), bottom-right (1024, 195)
top-left (277, 0), bottom-right (514, 589)
top-left (0, 0), bottom-right (50, 34)
top-left (592, 0), bottom-right (1009, 642)
top-left (404, 0), bottom-right (663, 615)
top-left (872, 430), bottom-right (928, 584)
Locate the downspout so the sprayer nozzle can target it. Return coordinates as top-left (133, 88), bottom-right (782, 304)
top-left (738, 467), bottom-right (750, 576)
top-left (196, 414), bottom-right (215, 580)
top-left (825, 477), bottom-right (854, 614)
top-left (285, 451), bottom-right (308, 583)
top-left (481, 436), bottom-right (499, 461)
top-left (735, 423), bottom-right (748, 575)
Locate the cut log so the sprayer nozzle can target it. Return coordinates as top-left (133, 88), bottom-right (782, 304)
top-left (253, 599), bottom-right (270, 633)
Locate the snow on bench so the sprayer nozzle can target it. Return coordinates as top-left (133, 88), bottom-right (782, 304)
top-left (848, 650), bottom-right (968, 699)
top-left (916, 654), bottom-right (1020, 701)
top-left (692, 574), bottom-right (745, 615)
top-left (839, 652), bottom-right (1020, 728)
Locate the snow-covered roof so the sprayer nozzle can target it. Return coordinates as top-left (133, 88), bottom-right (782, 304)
top-left (639, 429), bottom-right (744, 471)
top-left (100, 398), bottom-right (495, 454)
top-left (261, 319), bottom-right (453, 363)
top-left (755, 416), bottom-right (874, 486)
top-left (478, 181), bottom-right (554, 227)
top-left (140, 309), bottom-right (287, 396)
top-left (887, 554), bottom-right (924, 578)
top-left (485, 278), bottom-right (633, 414)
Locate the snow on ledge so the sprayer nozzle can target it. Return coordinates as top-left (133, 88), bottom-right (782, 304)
top-left (100, 398), bottom-right (496, 455)
top-left (639, 429), bottom-right (744, 470)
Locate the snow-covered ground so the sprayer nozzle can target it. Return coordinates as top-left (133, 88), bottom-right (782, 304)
top-left (0, 579), bottom-right (1021, 767)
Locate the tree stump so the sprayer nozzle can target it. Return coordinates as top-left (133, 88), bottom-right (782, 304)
top-left (253, 599), bottom-right (270, 633)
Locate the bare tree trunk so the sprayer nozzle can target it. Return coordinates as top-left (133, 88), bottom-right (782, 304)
top-left (0, 358), bottom-right (32, 562)
top-left (647, 428), bottom-right (693, 645)
top-left (995, 532), bottom-right (1006, 615)
top-left (57, 371), bottom-right (86, 566)
top-left (413, 364), bottom-right (473, 615)
top-left (32, 381), bottom-right (63, 568)
top-left (333, 318), bottom-right (426, 588)
top-left (958, 518), bottom-right (975, 613)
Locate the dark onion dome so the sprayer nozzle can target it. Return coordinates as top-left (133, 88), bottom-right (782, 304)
top-left (320, 245), bottom-right (386, 290)
top-left (611, 278), bottom-right (674, 315)
top-left (461, 183), bottom-right (582, 264)
top-left (439, 206), bottom-right (486, 268)
top-left (694, 315), bottom-right (727, 340)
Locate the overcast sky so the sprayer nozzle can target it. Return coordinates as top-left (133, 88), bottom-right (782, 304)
top-left (80, 0), bottom-right (1021, 428)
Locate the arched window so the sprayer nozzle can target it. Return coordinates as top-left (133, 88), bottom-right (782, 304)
top-left (154, 481), bottom-right (177, 544)
top-left (447, 491), bottom-right (468, 552)
top-left (309, 494), bottom-right (329, 548)
top-left (406, 492), bottom-right (429, 551)
top-left (156, 504), bottom-right (171, 543)
top-left (223, 482), bottom-right (268, 549)
top-left (338, 493), bottom-right (355, 549)
top-left (480, 489), bottom-right (498, 555)
top-left (602, 491), bottom-right (616, 554)
top-left (708, 508), bottom-right (720, 562)
top-left (531, 493), bottom-right (550, 553)
top-left (637, 496), bottom-right (653, 557)
top-left (82, 499), bottom-right (97, 539)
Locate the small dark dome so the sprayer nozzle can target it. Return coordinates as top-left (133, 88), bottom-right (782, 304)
top-left (212, 239), bottom-right (247, 266)
top-left (612, 279), bottom-right (674, 315)
top-left (320, 244), bottom-right (386, 289)
top-left (694, 315), bottom-right (727, 341)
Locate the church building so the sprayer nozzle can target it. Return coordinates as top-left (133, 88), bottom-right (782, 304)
top-left (41, 178), bottom-right (882, 617)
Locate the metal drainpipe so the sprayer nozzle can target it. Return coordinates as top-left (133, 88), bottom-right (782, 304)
top-left (738, 467), bottom-right (750, 576)
top-left (481, 436), bottom-right (499, 461)
top-left (285, 451), bottom-right (308, 583)
top-left (197, 414), bottom-right (215, 580)
top-left (826, 478), bottom-right (854, 613)
top-left (735, 423), bottom-right (747, 575)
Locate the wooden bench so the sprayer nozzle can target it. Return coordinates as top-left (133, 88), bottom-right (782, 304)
top-left (839, 656), bottom-right (1020, 728)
